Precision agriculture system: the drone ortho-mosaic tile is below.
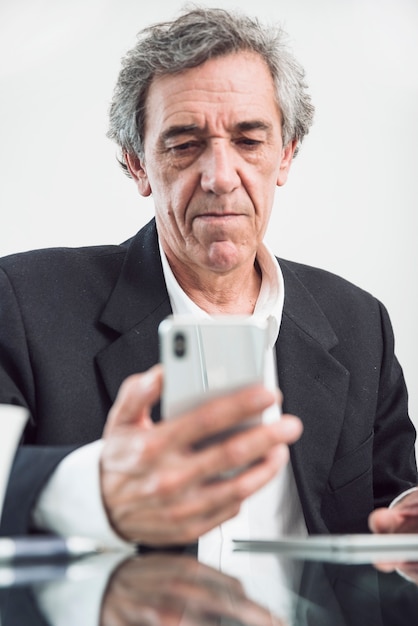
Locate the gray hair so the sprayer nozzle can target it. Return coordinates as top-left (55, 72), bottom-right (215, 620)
top-left (107, 6), bottom-right (315, 173)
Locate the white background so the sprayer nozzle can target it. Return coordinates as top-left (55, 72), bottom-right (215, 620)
top-left (1, 0), bottom-right (417, 441)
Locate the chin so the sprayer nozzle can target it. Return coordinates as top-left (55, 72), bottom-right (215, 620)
top-left (206, 247), bottom-right (245, 273)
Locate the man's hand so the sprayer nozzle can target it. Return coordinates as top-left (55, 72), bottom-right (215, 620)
top-left (369, 491), bottom-right (418, 584)
top-left (100, 365), bottom-right (302, 546)
top-left (369, 489), bottom-right (418, 534)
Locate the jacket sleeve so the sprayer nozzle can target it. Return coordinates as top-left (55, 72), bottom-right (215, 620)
top-left (0, 445), bottom-right (77, 535)
top-left (0, 267), bottom-right (75, 536)
top-left (372, 300), bottom-right (417, 508)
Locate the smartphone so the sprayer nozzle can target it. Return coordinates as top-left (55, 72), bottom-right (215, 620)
top-left (158, 315), bottom-right (275, 444)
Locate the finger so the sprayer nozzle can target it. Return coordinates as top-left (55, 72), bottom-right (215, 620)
top-left (102, 442), bottom-right (288, 545)
top-left (198, 443), bottom-right (291, 513)
top-left (105, 365), bottom-right (163, 432)
top-left (165, 384), bottom-right (279, 447)
top-left (125, 445), bottom-right (291, 544)
top-left (181, 596), bottom-right (286, 626)
top-left (368, 508), bottom-right (401, 533)
top-left (391, 490), bottom-right (418, 515)
top-left (118, 416), bottom-right (301, 501)
top-left (113, 491), bottom-right (243, 545)
top-left (374, 561), bottom-right (418, 585)
top-left (105, 416), bottom-right (301, 508)
top-left (373, 561), bottom-right (400, 573)
top-left (188, 415), bottom-right (302, 483)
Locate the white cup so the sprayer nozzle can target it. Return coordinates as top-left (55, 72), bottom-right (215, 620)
top-left (0, 405), bottom-right (28, 521)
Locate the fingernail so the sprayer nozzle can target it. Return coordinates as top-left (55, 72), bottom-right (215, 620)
top-left (141, 367), bottom-right (159, 394)
top-left (275, 416), bottom-right (303, 436)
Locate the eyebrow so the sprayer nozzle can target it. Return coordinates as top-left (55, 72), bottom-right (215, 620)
top-left (235, 121), bottom-right (271, 133)
top-left (161, 120), bottom-right (271, 143)
top-left (161, 124), bottom-right (200, 142)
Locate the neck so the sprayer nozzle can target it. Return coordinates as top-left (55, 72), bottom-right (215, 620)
top-left (167, 255), bottom-right (262, 315)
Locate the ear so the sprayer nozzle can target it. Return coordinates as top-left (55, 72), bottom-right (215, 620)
top-left (277, 140), bottom-right (298, 187)
top-left (125, 152), bottom-right (152, 197)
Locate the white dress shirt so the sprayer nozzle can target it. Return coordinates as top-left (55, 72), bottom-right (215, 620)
top-left (159, 241), bottom-right (307, 616)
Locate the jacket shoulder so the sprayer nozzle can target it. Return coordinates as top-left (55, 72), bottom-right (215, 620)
top-left (279, 257), bottom-right (378, 304)
top-left (0, 243), bottom-right (130, 295)
top-left (0, 242), bottom-right (127, 272)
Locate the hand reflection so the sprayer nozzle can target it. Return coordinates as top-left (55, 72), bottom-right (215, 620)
top-left (100, 553), bottom-right (287, 626)
top-left (374, 560), bottom-right (418, 585)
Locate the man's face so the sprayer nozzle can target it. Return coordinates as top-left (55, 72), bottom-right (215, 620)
top-left (127, 52), bottom-right (296, 277)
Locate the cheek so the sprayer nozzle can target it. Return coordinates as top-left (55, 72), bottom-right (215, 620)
top-left (165, 176), bottom-right (198, 222)
top-left (245, 157), bottom-right (280, 195)
top-left (153, 180), bottom-right (192, 238)
top-left (247, 174), bottom-right (276, 217)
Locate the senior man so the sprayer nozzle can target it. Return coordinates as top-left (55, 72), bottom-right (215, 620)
top-left (0, 8), bottom-right (416, 552)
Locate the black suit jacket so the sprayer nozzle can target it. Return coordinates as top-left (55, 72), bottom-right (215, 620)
top-left (0, 219), bottom-right (416, 536)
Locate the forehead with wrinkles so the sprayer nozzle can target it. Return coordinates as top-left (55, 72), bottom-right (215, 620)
top-left (143, 52), bottom-right (281, 142)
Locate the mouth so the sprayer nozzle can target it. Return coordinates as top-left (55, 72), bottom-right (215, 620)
top-left (193, 212), bottom-right (245, 221)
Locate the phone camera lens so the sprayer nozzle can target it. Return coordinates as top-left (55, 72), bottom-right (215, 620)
top-left (173, 332), bottom-right (186, 358)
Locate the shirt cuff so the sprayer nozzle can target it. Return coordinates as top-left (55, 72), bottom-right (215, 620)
top-left (32, 440), bottom-right (133, 550)
top-left (389, 486), bottom-right (418, 509)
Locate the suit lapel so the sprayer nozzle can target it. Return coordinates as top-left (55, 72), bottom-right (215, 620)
top-left (277, 260), bottom-right (350, 533)
top-left (95, 221), bottom-right (171, 418)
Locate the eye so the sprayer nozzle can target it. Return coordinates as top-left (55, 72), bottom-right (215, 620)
top-left (169, 141), bottom-right (202, 154)
top-left (235, 138), bottom-right (262, 149)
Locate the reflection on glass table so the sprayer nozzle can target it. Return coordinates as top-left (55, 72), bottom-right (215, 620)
top-left (1, 541), bottom-right (418, 625)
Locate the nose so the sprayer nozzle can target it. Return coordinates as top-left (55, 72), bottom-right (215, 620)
top-left (200, 141), bottom-right (241, 195)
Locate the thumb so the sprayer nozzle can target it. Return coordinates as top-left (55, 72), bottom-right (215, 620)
top-left (104, 365), bottom-right (162, 434)
top-left (368, 508), bottom-right (400, 534)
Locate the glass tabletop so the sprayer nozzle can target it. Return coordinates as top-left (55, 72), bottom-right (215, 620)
top-left (0, 541), bottom-right (418, 625)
